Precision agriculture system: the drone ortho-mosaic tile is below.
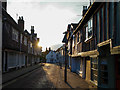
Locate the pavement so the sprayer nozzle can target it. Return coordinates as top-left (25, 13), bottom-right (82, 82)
top-left (2, 63), bottom-right (95, 89)
top-left (2, 63), bottom-right (43, 84)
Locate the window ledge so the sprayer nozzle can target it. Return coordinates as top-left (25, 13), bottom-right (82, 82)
top-left (84, 36), bottom-right (93, 43)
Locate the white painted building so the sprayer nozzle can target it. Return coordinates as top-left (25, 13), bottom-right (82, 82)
top-left (46, 50), bottom-right (57, 63)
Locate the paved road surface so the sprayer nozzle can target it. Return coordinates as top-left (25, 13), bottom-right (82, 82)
top-left (3, 63), bottom-right (57, 88)
top-left (3, 63), bottom-right (90, 89)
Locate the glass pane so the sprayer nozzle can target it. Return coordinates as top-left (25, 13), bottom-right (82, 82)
top-left (100, 64), bottom-right (107, 70)
top-left (101, 77), bottom-right (108, 84)
top-left (101, 71), bottom-right (108, 77)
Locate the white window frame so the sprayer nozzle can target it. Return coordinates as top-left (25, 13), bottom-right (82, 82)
top-left (85, 17), bottom-right (93, 41)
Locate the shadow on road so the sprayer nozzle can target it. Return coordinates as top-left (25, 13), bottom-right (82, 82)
top-left (65, 82), bottom-right (73, 89)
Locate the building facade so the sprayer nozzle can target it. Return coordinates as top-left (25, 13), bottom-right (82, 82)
top-left (2, 2), bottom-right (42, 72)
top-left (63, 2), bottom-right (120, 89)
top-left (46, 50), bottom-right (57, 63)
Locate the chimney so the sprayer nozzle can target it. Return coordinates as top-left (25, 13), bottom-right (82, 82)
top-left (82, 6), bottom-right (87, 17)
top-left (31, 26), bottom-right (34, 34)
top-left (2, 1), bottom-right (7, 11)
top-left (18, 16), bottom-right (24, 31)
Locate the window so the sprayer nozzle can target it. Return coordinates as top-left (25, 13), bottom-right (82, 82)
top-left (73, 35), bottom-right (75, 47)
top-left (91, 57), bottom-right (98, 85)
top-left (100, 58), bottom-right (108, 85)
top-left (88, 18), bottom-right (93, 38)
top-left (86, 18), bottom-right (93, 40)
top-left (30, 42), bottom-right (32, 48)
top-left (12, 27), bottom-right (18, 42)
top-left (86, 26), bottom-right (88, 40)
top-left (24, 36), bottom-right (27, 46)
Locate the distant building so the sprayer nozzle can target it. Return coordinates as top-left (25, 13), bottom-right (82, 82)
top-left (56, 45), bottom-right (65, 64)
top-left (46, 50), bottom-right (56, 63)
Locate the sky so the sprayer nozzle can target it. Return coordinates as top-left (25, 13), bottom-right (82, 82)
top-left (7, 0), bottom-right (89, 51)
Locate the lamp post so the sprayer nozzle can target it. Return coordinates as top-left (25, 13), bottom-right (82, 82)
top-left (64, 43), bottom-right (68, 83)
top-left (62, 31), bottom-right (68, 83)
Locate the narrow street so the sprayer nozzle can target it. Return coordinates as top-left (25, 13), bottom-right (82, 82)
top-left (3, 63), bottom-right (90, 89)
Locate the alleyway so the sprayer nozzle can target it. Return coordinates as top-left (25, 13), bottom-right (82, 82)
top-left (3, 63), bottom-right (90, 89)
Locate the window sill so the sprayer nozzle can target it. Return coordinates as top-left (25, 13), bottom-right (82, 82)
top-left (77, 41), bottom-right (82, 45)
top-left (90, 80), bottom-right (98, 86)
top-left (84, 36), bottom-right (93, 43)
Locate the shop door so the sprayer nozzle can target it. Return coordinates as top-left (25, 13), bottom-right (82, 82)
top-left (86, 60), bottom-right (91, 82)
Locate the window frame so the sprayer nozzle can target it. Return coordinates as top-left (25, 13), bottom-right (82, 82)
top-left (12, 27), bottom-right (19, 42)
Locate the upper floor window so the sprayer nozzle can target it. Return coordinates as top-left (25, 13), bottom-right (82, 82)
top-left (30, 42), bottom-right (32, 48)
top-left (73, 35), bottom-right (75, 47)
top-left (88, 18), bottom-right (93, 38)
top-left (12, 27), bottom-right (18, 42)
top-left (86, 17), bottom-right (93, 40)
top-left (24, 36), bottom-right (27, 46)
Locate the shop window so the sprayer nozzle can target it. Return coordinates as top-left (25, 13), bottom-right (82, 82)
top-left (100, 58), bottom-right (108, 85)
top-left (91, 57), bottom-right (98, 85)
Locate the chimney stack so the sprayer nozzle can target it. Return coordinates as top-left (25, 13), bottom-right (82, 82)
top-left (31, 26), bottom-right (34, 34)
top-left (82, 6), bottom-right (87, 17)
top-left (18, 16), bottom-right (24, 31)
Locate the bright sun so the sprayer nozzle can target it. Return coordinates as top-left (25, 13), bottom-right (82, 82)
top-left (38, 42), bottom-right (41, 47)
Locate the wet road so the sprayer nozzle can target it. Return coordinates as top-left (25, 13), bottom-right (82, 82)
top-left (3, 63), bottom-right (59, 88)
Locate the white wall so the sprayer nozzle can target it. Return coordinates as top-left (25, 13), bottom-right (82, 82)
top-left (46, 51), bottom-right (56, 63)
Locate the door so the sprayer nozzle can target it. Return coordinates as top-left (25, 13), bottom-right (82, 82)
top-left (86, 60), bottom-right (91, 82)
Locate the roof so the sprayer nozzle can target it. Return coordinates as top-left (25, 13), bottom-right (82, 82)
top-left (2, 8), bottom-right (23, 33)
top-left (73, 2), bottom-right (102, 34)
